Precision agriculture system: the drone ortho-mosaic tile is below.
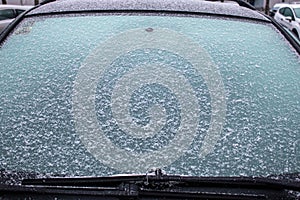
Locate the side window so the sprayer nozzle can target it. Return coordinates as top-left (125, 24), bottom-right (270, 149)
top-left (279, 7), bottom-right (285, 15)
top-left (0, 9), bottom-right (16, 21)
top-left (283, 7), bottom-right (294, 19)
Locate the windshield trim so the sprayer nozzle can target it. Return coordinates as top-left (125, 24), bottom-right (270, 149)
top-left (25, 9), bottom-right (271, 23)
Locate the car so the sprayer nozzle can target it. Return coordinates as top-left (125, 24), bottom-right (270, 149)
top-left (0, 5), bottom-right (32, 33)
top-left (274, 3), bottom-right (300, 39)
top-left (269, 3), bottom-right (289, 17)
top-left (0, 0), bottom-right (299, 199)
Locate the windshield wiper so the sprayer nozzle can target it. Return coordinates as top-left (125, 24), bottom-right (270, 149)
top-left (1, 169), bottom-right (299, 199)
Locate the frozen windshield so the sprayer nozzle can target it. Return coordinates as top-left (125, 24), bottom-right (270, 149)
top-left (0, 14), bottom-right (299, 177)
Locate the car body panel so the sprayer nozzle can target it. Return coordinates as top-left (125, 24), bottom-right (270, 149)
top-left (269, 3), bottom-right (289, 17)
top-left (0, 5), bottom-right (33, 33)
top-left (274, 4), bottom-right (300, 38)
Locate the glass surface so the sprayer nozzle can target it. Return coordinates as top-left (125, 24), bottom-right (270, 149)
top-left (279, 8), bottom-right (285, 15)
top-left (284, 7), bottom-right (293, 17)
top-left (294, 8), bottom-right (300, 18)
top-left (0, 14), bottom-right (299, 177)
top-left (0, 9), bottom-right (15, 20)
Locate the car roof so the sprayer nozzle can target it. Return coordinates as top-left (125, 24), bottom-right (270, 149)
top-left (290, 3), bottom-right (300, 8)
top-left (26, 0), bottom-right (269, 21)
top-left (278, 3), bottom-right (300, 8)
top-left (0, 5), bottom-right (33, 10)
top-left (272, 3), bottom-right (290, 8)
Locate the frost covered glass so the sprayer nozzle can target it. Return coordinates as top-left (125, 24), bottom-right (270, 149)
top-left (0, 14), bottom-right (299, 177)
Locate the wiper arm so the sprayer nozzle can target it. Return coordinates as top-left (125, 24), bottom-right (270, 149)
top-left (19, 173), bottom-right (300, 200)
top-left (2, 176), bottom-right (268, 200)
top-left (22, 173), bottom-right (300, 190)
top-left (1, 170), bottom-right (299, 199)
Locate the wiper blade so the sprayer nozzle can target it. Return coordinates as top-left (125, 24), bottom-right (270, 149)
top-left (18, 173), bottom-right (300, 200)
top-left (1, 169), bottom-right (299, 199)
top-left (22, 174), bottom-right (300, 190)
